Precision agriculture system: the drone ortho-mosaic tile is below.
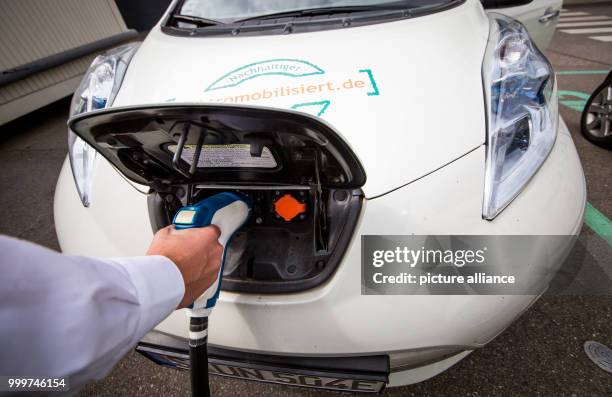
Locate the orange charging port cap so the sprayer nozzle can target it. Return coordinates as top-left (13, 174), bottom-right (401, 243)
top-left (274, 194), bottom-right (306, 221)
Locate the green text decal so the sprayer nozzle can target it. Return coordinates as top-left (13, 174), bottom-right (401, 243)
top-left (206, 59), bottom-right (325, 92)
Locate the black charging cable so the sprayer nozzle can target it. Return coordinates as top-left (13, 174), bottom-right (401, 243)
top-left (189, 316), bottom-right (210, 397)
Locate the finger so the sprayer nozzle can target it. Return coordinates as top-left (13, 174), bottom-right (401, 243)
top-left (205, 224), bottom-right (221, 239)
top-left (155, 225), bottom-right (172, 237)
top-left (177, 225), bottom-right (220, 240)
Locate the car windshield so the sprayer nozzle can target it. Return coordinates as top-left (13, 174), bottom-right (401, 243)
top-left (179, 0), bottom-right (437, 22)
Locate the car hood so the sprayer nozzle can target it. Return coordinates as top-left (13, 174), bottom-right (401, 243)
top-left (113, 0), bottom-right (490, 198)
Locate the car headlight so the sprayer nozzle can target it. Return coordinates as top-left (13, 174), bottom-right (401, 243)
top-left (482, 15), bottom-right (558, 220)
top-left (68, 43), bottom-right (140, 207)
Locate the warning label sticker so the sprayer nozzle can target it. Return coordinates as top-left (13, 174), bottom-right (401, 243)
top-left (168, 144), bottom-right (277, 168)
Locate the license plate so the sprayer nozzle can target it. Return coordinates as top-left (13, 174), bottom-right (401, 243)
top-left (137, 346), bottom-right (387, 393)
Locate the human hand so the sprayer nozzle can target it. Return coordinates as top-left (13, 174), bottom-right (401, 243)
top-left (146, 225), bottom-right (223, 309)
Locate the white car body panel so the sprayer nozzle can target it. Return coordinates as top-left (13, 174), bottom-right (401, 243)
top-left (113, 0), bottom-right (490, 198)
top-left (54, 0), bottom-right (586, 388)
top-left (55, 119), bottom-right (586, 383)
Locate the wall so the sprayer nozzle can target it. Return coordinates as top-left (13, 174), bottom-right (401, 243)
top-left (0, 0), bottom-right (130, 125)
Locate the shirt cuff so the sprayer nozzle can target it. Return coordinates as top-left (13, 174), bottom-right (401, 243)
top-left (110, 255), bottom-right (185, 343)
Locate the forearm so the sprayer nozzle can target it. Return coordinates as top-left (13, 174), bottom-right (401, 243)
top-left (0, 236), bottom-right (184, 391)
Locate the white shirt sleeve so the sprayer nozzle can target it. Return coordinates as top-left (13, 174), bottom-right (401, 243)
top-left (0, 235), bottom-right (185, 393)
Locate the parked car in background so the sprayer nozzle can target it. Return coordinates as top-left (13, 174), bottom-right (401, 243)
top-left (55, 0), bottom-right (584, 392)
top-left (581, 71), bottom-right (612, 148)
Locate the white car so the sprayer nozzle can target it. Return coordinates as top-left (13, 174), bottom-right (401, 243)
top-left (54, 0), bottom-right (584, 393)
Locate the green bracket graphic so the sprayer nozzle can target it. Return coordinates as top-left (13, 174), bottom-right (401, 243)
top-left (291, 100), bottom-right (331, 117)
top-left (206, 59), bottom-right (325, 92)
top-left (558, 90), bottom-right (590, 112)
top-left (359, 69), bottom-right (380, 96)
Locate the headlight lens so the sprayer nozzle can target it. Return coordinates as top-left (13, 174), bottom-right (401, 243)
top-left (482, 15), bottom-right (558, 220)
top-left (68, 43), bottom-right (140, 206)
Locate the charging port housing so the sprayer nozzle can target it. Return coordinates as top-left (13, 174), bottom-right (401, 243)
top-left (149, 186), bottom-right (361, 293)
top-left (69, 104), bottom-right (366, 293)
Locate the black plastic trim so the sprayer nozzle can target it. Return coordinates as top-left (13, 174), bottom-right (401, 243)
top-left (136, 338), bottom-right (389, 381)
top-left (147, 188), bottom-right (363, 294)
top-left (161, 0), bottom-right (466, 37)
top-left (69, 105), bottom-right (367, 189)
top-left (222, 189), bottom-right (363, 294)
top-left (0, 31), bottom-right (138, 87)
top-left (481, 0), bottom-right (533, 9)
top-left (147, 192), bottom-right (173, 232)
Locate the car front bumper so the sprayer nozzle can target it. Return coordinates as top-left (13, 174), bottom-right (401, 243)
top-left (54, 118), bottom-right (586, 387)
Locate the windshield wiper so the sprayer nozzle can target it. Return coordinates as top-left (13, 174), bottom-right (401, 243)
top-left (172, 14), bottom-right (224, 27)
top-left (234, 4), bottom-right (407, 23)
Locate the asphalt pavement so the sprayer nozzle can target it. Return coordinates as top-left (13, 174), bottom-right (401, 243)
top-left (0, 3), bottom-right (610, 396)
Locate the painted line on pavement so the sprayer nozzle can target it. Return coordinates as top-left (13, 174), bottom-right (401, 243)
top-left (560, 11), bottom-right (589, 17)
top-left (556, 70), bottom-right (610, 75)
top-left (557, 21), bottom-right (612, 28)
top-left (585, 203), bottom-right (612, 246)
top-left (591, 36), bottom-right (612, 42)
top-left (558, 90), bottom-right (589, 112)
top-left (555, 77), bottom-right (612, 245)
top-left (558, 16), bottom-right (611, 22)
top-left (561, 27), bottom-right (612, 34)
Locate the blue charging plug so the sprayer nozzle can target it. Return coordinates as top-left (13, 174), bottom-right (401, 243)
top-left (172, 192), bottom-right (252, 313)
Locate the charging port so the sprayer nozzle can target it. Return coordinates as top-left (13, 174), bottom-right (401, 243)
top-left (148, 186), bottom-right (362, 294)
top-left (274, 194), bottom-right (306, 222)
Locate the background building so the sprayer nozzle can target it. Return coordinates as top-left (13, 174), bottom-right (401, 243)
top-left (0, 0), bottom-right (171, 126)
